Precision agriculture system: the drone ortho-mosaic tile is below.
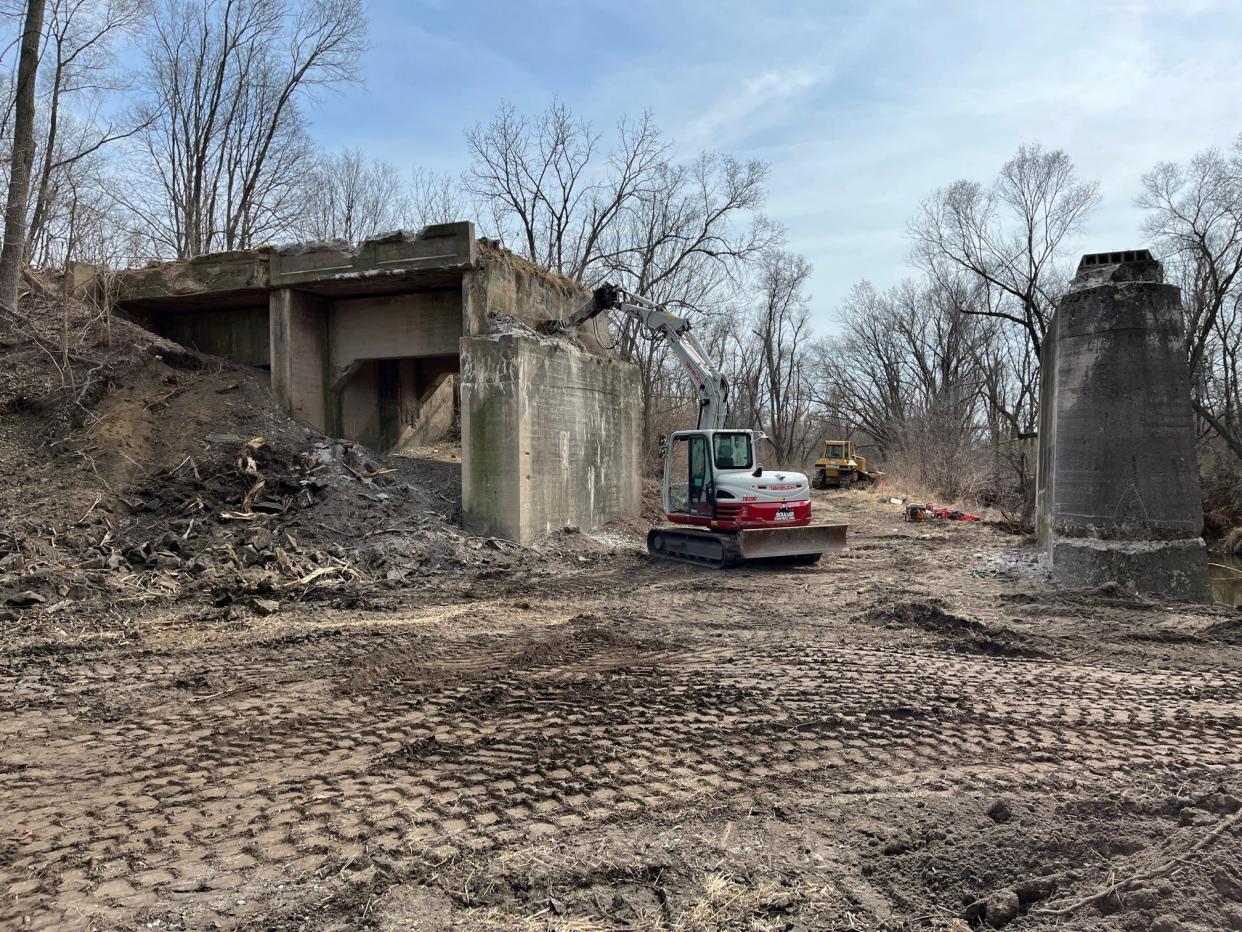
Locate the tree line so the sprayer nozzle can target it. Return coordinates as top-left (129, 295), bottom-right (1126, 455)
top-left (2, 0), bottom-right (1240, 516)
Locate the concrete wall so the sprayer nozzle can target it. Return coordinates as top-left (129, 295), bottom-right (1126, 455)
top-left (1035, 321), bottom-right (1058, 547)
top-left (460, 333), bottom-right (641, 544)
top-left (395, 369), bottom-right (457, 451)
top-left (339, 357), bottom-right (459, 451)
top-left (1036, 253), bottom-right (1209, 600)
top-left (139, 306), bottom-right (270, 367)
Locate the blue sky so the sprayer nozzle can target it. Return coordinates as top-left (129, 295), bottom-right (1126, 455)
top-left (306, 0), bottom-right (1242, 328)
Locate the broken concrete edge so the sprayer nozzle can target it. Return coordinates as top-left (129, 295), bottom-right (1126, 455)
top-left (112, 222), bottom-right (477, 307)
top-left (1050, 538), bottom-right (1212, 602)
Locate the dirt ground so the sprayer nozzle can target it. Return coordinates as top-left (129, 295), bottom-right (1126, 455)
top-left (3, 487), bottom-right (1241, 931)
top-left (2, 285), bottom-right (1241, 930)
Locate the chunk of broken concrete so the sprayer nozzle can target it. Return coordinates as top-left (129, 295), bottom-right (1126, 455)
top-left (984, 888), bottom-right (1019, 928)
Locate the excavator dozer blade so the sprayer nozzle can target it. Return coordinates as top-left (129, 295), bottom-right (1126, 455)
top-left (735, 523), bottom-right (848, 561)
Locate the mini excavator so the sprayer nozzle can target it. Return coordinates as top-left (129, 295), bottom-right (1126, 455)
top-left (548, 284), bottom-right (847, 567)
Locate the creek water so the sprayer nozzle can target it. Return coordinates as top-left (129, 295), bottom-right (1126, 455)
top-left (1209, 552), bottom-right (1242, 607)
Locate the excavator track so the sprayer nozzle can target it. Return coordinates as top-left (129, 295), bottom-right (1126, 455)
top-left (647, 527), bottom-right (744, 568)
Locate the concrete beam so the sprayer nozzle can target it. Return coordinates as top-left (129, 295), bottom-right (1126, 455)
top-left (329, 290), bottom-right (462, 372)
top-left (117, 250), bottom-right (270, 310)
top-left (271, 223), bottom-right (476, 293)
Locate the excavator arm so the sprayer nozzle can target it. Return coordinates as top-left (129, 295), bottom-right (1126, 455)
top-left (552, 284), bottom-right (729, 430)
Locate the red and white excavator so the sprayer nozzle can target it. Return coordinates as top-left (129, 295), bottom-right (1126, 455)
top-left (550, 284), bottom-right (847, 567)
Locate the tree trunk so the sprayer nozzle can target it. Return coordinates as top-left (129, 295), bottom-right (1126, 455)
top-left (26, 54), bottom-right (64, 266)
top-left (0, 0), bottom-right (48, 329)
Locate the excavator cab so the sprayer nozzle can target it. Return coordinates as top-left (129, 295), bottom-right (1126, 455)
top-left (665, 432), bottom-right (713, 518)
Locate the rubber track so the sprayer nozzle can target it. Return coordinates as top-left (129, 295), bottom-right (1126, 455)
top-left (647, 527), bottom-right (742, 568)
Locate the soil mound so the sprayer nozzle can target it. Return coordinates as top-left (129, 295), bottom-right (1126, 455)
top-left (865, 598), bottom-right (1049, 657)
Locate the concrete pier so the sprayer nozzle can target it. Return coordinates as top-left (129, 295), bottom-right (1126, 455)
top-left (1036, 250), bottom-right (1210, 600)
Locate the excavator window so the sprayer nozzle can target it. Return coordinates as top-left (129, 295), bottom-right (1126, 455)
top-left (713, 432), bottom-right (753, 470)
top-left (688, 435), bottom-right (710, 513)
top-left (826, 443), bottom-right (845, 459)
top-left (667, 435), bottom-right (711, 514)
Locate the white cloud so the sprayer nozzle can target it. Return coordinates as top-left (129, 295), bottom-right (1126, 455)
top-left (679, 65), bottom-right (828, 152)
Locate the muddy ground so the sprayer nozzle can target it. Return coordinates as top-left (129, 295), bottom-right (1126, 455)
top-left (3, 487), bottom-right (1241, 931)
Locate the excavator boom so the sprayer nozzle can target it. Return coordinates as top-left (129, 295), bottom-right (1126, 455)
top-left (556, 284), bottom-right (729, 429)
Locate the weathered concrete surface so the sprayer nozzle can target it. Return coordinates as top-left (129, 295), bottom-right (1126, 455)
top-left (118, 249), bottom-right (270, 306)
top-left (142, 306), bottom-right (270, 367)
top-left (461, 333), bottom-right (642, 544)
top-left (329, 291), bottom-right (461, 376)
top-left (270, 224), bottom-right (475, 290)
top-left (269, 289), bottom-right (329, 432)
top-left (1036, 250), bottom-right (1210, 600)
top-left (116, 224), bottom-right (474, 309)
top-left (394, 368), bottom-right (457, 451)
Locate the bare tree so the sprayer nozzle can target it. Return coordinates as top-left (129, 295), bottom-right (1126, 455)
top-left (128, 0), bottom-right (365, 258)
top-left (408, 166), bottom-right (465, 227)
top-left (0, 0), bottom-right (45, 327)
top-left (599, 152), bottom-right (782, 450)
top-left (818, 281), bottom-right (909, 454)
top-left (737, 249), bottom-right (818, 465)
top-left (465, 101), bottom-right (780, 462)
top-left (824, 274), bottom-right (999, 498)
top-left (463, 100), bottom-right (666, 281)
top-left (910, 143), bottom-right (1099, 357)
top-left (1139, 139), bottom-right (1242, 461)
top-left (294, 148), bottom-right (407, 243)
top-left (25, 0), bottom-right (144, 265)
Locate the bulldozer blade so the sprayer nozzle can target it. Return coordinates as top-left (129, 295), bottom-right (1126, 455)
top-left (736, 523), bottom-right (848, 561)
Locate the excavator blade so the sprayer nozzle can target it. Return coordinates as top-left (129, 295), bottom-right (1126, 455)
top-left (735, 523), bottom-right (848, 561)
top-left (647, 523), bottom-right (848, 568)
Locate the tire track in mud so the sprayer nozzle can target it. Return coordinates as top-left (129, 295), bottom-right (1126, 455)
top-left (3, 606), bottom-right (1242, 929)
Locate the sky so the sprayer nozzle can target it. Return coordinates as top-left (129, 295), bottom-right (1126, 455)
top-left (304, 0), bottom-right (1242, 329)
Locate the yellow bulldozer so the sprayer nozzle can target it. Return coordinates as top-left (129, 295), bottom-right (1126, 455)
top-left (812, 440), bottom-right (882, 490)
